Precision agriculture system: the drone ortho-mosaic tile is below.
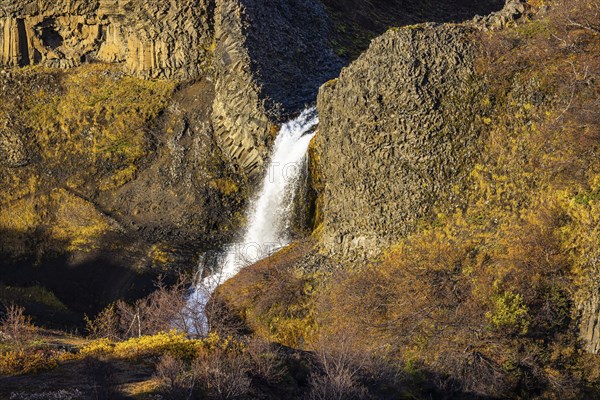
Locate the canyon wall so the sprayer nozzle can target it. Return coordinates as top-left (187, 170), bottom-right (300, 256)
top-left (210, 0), bottom-right (342, 176)
top-left (0, 0), bottom-right (345, 178)
top-left (0, 0), bottom-right (507, 179)
top-left (311, 1), bottom-right (529, 259)
top-left (0, 0), bottom-right (213, 79)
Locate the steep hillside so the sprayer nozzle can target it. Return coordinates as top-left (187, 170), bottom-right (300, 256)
top-left (221, 0), bottom-right (600, 398)
top-left (0, 65), bottom-right (247, 322)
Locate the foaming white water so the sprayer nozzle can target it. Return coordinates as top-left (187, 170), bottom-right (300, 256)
top-left (187, 107), bottom-right (318, 335)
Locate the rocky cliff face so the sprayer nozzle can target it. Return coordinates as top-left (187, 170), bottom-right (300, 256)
top-left (312, 1), bottom-right (530, 258)
top-left (210, 0), bottom-right (342, 176)
top-left (313, 24), bottom-right (483, 257)
top-left (0, 0), bottom-right (213, 79)
top-left (210, 0), bottom-right (275, 177)
top-left (582, 289), bottom-right (600, 354)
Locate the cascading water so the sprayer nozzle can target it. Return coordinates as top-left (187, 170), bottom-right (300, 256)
top-left (186, 107), bottom-right (318, 335)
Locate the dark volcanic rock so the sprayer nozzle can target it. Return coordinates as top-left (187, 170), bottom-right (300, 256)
top-left (313, 24), bottom-right (484, 258)
top-left (211, 0), bottom-right (343, 177)
top-left (242, 0), bottom-right (343, 117)
top-left (0, 0), bottom-right (213, 80)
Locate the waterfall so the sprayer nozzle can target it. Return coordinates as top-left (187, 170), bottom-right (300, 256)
top-left (186, 107), bottom-right (318, 335)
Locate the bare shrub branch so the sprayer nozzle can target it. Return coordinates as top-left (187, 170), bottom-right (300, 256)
top-left (0, 304), bottom-right (37, 351)
top-left (193, 348), bottom-right (251, 400)
top-left (308, 333), bottom-right (370, 400)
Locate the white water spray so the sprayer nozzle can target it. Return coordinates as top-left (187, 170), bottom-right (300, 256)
top-left (186, 107), bottom-right (318, 335)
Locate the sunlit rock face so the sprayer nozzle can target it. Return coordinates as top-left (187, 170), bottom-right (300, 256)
top-left (311, 1), bottom-right (528, 259)
top-left (313, 24), bottom-right (483, 259)
top-left (0, 0), bottom-right (213, 79)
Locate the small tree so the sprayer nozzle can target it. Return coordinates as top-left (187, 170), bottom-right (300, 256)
top-left (308, 333), bottom-right (370, 400)
top-left (85, 304), bottom-right (120, 340)
top-left (85, 274), bottom-right (203, 340)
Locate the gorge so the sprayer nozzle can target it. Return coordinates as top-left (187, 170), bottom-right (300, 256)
top-left (0, 0), bottom-right (599, 398)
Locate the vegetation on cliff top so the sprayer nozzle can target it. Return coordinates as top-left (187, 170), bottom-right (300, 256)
top-left (0, 63), bottom-right (175, 258)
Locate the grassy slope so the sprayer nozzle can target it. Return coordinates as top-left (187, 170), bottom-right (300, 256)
top-left (0, 64), bottom-right (176, 258)
top-left (0, 64), bottom-right (178, 325)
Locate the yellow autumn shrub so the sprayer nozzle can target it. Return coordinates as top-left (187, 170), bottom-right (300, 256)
top-left (79, 331), bottom-right (243, 362)
top-left (0, 350), bottom-right (60, 376)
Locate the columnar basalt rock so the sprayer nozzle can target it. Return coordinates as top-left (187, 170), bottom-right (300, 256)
top-left (0, 0), bottom-right (213, 79)
top-left (210, 0), bottom-right (342, 177)
top-left (313, 24), bottom-right (482, 258)
top-left (579, 257), bottom-right (600, 354)
top-left (582, 290), bottom-right (600, 354)
top-left (210, 0), bottom-right (273, 178)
